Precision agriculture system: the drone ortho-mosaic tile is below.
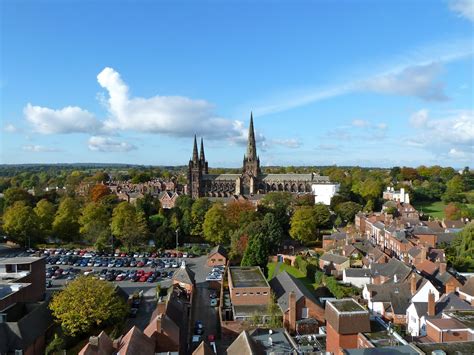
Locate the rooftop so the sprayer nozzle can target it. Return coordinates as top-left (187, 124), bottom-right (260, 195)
top-left (0, 257), bottom-right (44, 265)
top-left (229, 267), bottom-right (269, 288)
top-left (0, 284), bottom-right (26, 300)
top-left (415, 341), bottom-right (474, 355)
top-left (233, 304), bottom-right (269, 318)
top-left (445, 310), bottom-right (474, 328)
top-left (329, 299), bottom-right (366, 313)
top-left (249, 328), bottom-right (296, 354)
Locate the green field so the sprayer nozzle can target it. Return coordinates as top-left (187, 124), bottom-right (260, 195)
top-left (413, 200), bottom-right (474, 219)
top-left (413, 201), bottom-right (447, 219)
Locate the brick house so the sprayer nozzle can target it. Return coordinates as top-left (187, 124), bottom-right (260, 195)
top-left (172, 264), bottom-right (195, 294)
top-left (227, 267), bottom-right (270, 307)
top-left (159, 191), bottom-right (181, 209)
top-left (269, 271), bottom-right (325, 334)
top-left (426, 317), bottom-right (474, 343)
top-left (325, 299), bottom-right (371, 355)
top-left (319, 253), bottom-right (350, 277)
top-left (207, 245), bottom-right (227, 267)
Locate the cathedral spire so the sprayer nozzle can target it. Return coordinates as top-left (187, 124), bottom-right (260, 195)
top-left (246, 112), bottom-right (257, 160)
top-left (192, 135), bottom-right (199, 163)
top-left (200, 137), bottom-right (205, 162)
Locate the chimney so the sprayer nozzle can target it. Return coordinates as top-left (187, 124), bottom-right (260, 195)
top-left (439, 262), bottom-right (447, 275)
top-left (411, 273), bottom-right (417, 296)
top-left (420, 247), bottom-right (427, 261)
top-left (288, 291), bottom-right (297, 334)
top-left (428, 291), bottom-right (435, 317)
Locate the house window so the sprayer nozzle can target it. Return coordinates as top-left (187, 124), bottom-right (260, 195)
top-left (263, 292), bottom-right (268, 295)
top-left (249, 292), bottom-right (254, 296)
top-left (236, 292), bottom-right (240, 296)
top-left (256, 292), bottom-right (261, 295)
top-left (302, 308), bottom-right (309, 319)
top-left (243, 292), bottom-right (247, 296)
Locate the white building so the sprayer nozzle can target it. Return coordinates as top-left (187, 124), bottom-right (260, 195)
top-left (383, 187), bottom-right (410, 204)
top-left (312, 183), bottom-right (339, 205)
top-left (343, 268), bottom-right (371, 288)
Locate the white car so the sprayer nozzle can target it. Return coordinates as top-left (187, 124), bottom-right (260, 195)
top-left (171, 262), bottom-right (179, 268)
top-left (83, 269), bottom-right (95, 276)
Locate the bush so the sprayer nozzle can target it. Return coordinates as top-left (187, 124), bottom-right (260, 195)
top-left (45, 333), bottom-right (64, 355)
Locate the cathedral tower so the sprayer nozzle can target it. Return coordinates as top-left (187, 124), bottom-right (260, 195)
top-left (188, 135), bottom-right (203, 198)
top-left (243, 112), bottom-right (261, 177)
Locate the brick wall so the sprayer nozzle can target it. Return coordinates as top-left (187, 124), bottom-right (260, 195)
top-left (326, 322), bottom-right (358, 355)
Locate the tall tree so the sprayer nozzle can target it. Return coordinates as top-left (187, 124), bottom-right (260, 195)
top-left (3, 201), bottom-right (39, 247)
top-left (52, 197), bottom-right (81, 242)
top-left (289, 206), bottom-right (318, 243)
top-left (89, 184), bottom-right (111, 202)
top-left (3, 187), bottom-right (34, 207)
top-left (203, 203), bottom-right (230, 244)
top-left (79, 202), bottom-right (111, 250)
top-left (34, 199), bottom-right (56, 239)
top-left (111, 202), bottom-right (148, 251)
top-left (190, 198), bottom-right (212, 236)
top-left (334, 201), bottom-right (362, 224)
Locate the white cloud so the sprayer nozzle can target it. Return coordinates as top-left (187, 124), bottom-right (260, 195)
top-left (4, 123), bottom-right (17, 133)
top-left (449, 0), bottom-right (474, 22)
top-left (410, 109), bottom-right (429, 128)
top-left (362, 62), bottom-right (448, 101)
top-left (24, 103), bottom-right (101, 134)
top-left (407, 109), bottom-right (474, 161)
top-left (252, 39), bottom-right (472, 116)
top-left (97, 67), bottom-right (247, 140)
top-left (88, 136), bottom-right (136, 152)
top-left (352, 119), bottom-right (370, 127)
top-left (22, 144), bottom-right (60, 152)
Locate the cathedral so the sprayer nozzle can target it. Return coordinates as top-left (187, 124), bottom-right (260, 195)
top-left (187, 113), bottom-right (332, 199)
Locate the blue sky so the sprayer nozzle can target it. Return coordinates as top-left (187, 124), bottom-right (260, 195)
top-left (1, 0), bottom-right (473, 167)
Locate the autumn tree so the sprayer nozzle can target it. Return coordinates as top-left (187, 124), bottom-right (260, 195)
top-left (226, 200), bottom-right (256, 230)
top-left (52, 197), bottom-right (81, 242)
top-left (49, 276), bottom-right (128, 336)
top-left (3, 201), bottom-right (40, 246)
top-left (111, 202), bottom-right (148, 251)
top-left (89, 184), bottom-right (111, 202)
top-left (445, 203), bottom-right (462, 220)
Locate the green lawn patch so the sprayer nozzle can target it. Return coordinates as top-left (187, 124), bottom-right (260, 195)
top-left (413, 201), bottom-right (446, 219)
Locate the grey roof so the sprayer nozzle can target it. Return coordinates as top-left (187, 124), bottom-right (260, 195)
top-left (413, 302), bottom-right (428, 316)
top-left (370, 258), bottom-right (412, 282)
top-left (412, 225), bottom-right (435, 235)
top-left (324, 232), bottom-right (347, 241)
top-left (269, 271), bottom-right (319, 313)
top-left (0, 301), bottom-right (53, 353)
top-left (344, 268), bottom-right (371, 278)
top-left (460, 277), bottom-right (474, 296)
top-left (0, 257), bottom-right (44, 265)
top-left (320, 253), bottom-right (349, 265)
top-left (261, 173), bottom-right (331, 183)
top-left (202, 174), bottom-right (241, 181)
top-left (249, 328), bottom-right (297, 354)
top-left (366, 283), bottom-right (412, 314)
top-left (172, 265), bottom-right (195, 285)
top-left (435, 232), bottom-right (457, 245)
top-left (344, 345), bottom-right (420, 355)
top-left (408, 247), bottom-right (421, 258)
top-left (435, 292), bottom-right (474, 315)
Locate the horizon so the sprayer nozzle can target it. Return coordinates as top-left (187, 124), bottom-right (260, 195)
top-left (1, 0), bottom-right (473, 167)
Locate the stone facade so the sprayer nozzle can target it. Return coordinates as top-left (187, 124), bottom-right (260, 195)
top-left (187, 113), bottom-right (332, 199)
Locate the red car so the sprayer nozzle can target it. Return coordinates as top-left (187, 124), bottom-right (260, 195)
top-left (177, 252), bottom-right (183, 258)
top-left (137, 261), bottom-right (145, 267)
top-left (139, 275), bottom-right (148, 282)
top-left (120, 253), bottom-right (127, 257)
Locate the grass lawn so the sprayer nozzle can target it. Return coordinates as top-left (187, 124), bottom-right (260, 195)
top-left (413, 201), bottom-right (446, 219)
top-left (413, 200), bottom-right (474, 219)
top-left (267, 261), bottom-right (317, 292)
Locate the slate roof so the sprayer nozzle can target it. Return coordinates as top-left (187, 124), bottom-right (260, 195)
top-left (172, 265), bottom-right (195, 285)
top-left (459, 277), bottom-right (474, 296)
top-left (320, 253), bottom-right (349, 265)
top-left (0, 300), bottom-right (54, 354)
top-left (435, 233), bottom-right (457, 245)
top-left (413, 302), bottom-right (428, 317)
top-left (434, 293), bottom-right (473, 315)
top-left (443, 220), bottom-right (466, 229)
top-left (324, 232), bottom-right (347, 241)
top-left (370, 258), bottom-right (412, 282)
top-left (412, 226), bottom-right (435, 235)
top-left (366, 282), bottom-right (412, 314)
top-left (408, 246), bottom-right (421, 258)
top-left (269, 271), bottom-right (323, 321)
top-left (226, 330), bottom-right (262, 355)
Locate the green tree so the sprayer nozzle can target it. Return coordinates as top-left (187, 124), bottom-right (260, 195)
top-left (111, 202), bottom-right (148, 251)
top-left (191, 198), bottom-right (212, 236)
top-left (313, 203), bottom-right (331, 230)
top-left (3, 201), bottom-right (39, 246)
top-left (334, 201), bottom-right (362, 224)
top-left (241, 227), bottom-right (270, 274)
top-left (52, 197), bottom-right (81, 242)
top-left (49, 276), bottom-right (128, 337)
top-left (80, 202), bottom-right (111, 250)
top-left (3, 187), bottom-right (34, 207)
top-left (290, 206), bottom-right (317, 243)
top-left (34, 199), bottom-right (56, 239)
top-left (203, 203), bottom-right (230, 244)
